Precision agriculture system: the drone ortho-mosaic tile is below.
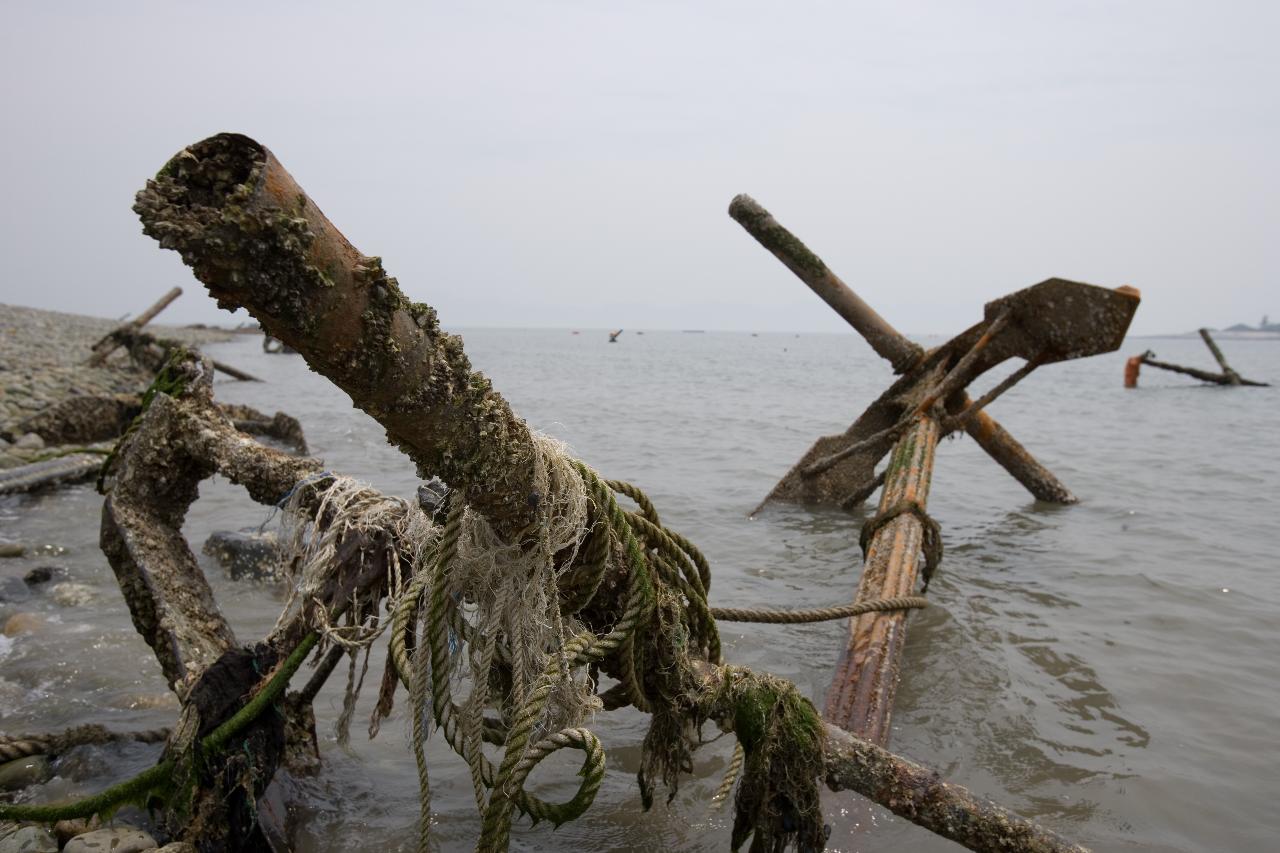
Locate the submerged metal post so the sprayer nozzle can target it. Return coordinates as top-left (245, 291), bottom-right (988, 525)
top-left (823, 415), bottom-right (939, 742)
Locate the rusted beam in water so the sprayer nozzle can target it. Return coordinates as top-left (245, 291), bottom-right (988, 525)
top-left (1199, 328), bottom-right (1244, 384)
top-left (1129, 339), bottom-right (1269, 388)
top-left (823, 413), bottom-right (939, 742)
top-left (728, 194), bottom-right (1079, 507)
top-left (88, 286), bottom-right (182, 366)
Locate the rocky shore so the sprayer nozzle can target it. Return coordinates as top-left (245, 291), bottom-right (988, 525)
top-left (0, 304), bottom-right (231, 469)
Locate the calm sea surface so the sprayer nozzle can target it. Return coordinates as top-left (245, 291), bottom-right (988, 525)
top-left (2, 329), bottom-right (1277, 852)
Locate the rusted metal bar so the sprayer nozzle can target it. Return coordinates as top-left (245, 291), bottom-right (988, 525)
top-left (728, 194), bottom-right (1079, 506)
top-left (1136, 351), bottom-right (1269, 387)
top-left (88, 286), bottom-right (182, 365)
top-left (728, 194), bottom-right (923, 373)
top-left (1199, 328), bottom-right (1242, 384)
top-left (821, 722), bottom-right (1089, 853)
top-left (824, 413), bottom-right (940, 743)
top-left (942, 353), bottom-right (1047, 434)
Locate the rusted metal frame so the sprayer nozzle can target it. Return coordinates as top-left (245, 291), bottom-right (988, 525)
top-left (942, 351), bottom-right (1048, 434)
top-left (727, 194), bottom-right (1078, 505)
top-left (824, 409), bottom-right (941, 743)
top-left (88, 286), bottom-right (183, 366)
top-left (1137, 353), bottom-right (1269, 387)
top-left (801, 312), bottom-right (1011, 479)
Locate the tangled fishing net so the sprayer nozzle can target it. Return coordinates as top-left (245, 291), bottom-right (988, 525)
top-left (268, 432), bottom-right (827, 852)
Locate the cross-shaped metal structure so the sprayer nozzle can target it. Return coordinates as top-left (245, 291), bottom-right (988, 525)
top-left (729, 195), bottom-right (1141, 742)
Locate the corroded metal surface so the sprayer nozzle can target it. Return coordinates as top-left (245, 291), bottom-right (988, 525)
top-left (729, 195), bottom-right (1093, 509)
top-left (823, 414), bottom-right (940, 743)
top-left (135, 133), bottom-right (542, 543)
top-left (982, 279), bottom-right (1140, 364)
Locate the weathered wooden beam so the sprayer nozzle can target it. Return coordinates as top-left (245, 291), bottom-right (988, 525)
top-left (728, 194), bottom-right (1078, 506)
top-left (824, 413), bottom-right (940, 743)
top-left (87, 286), bottom-right (182, 365)
top-left (135, 133), bottom-right (540, 542)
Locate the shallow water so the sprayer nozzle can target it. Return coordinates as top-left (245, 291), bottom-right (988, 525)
top-left (1, 329), bottom-right (1277, 851)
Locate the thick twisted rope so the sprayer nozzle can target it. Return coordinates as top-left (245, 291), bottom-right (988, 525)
top-left (710, 595), bottom-right (928, 624)
top-left (0, 726), bottom-right (170, 763)
top-left (0, 631), bottom-right (318, 823)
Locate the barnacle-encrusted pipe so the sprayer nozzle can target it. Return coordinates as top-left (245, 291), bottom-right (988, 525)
top-left (134, 133), bottom-right (540, 542)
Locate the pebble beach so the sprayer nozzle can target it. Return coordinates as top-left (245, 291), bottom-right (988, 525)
top-left (0, 304), bottom-right (232, 469)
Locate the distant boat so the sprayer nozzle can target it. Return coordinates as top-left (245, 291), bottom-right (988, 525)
top-left (608, 329), bottom-right (623, 342)
top-left (682, 330), bottom-right (705, 334)
top-left (571, 330), bottom-right (579, 335)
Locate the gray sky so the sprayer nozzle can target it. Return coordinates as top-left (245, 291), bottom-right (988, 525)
top-left (1, 1), bottom-right (1275, 334)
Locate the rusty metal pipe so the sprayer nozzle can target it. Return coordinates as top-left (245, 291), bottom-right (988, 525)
top-left (824, 414), bottom-right (940, 743)
top-left (134, 133), bottom-right (541, 542)
top-left (729, 194), bottom-right (922, 372)
top-left (1199, 328), bottom-right (1242, 384)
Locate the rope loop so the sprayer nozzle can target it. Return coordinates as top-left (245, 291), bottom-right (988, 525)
top-left (859, 498), bottom-right (944, 591)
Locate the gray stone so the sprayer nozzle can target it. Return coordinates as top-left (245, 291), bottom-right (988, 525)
top-left (0, 825), bottom-right (59, 853)
top-left (63, 828), bottom-right (157, 853)
top-left (49, 582), bottom-right (96, 607)
top-left (202, 529), bottom-right (281, 581)
top-left (22, 566), bottom-right (64, 587)
top-left (0, 755), bottom-right (52, 791)
top-left (11, 434), bottom-right (43, 451)
top-left (154, 844), bottom-right (195, 853)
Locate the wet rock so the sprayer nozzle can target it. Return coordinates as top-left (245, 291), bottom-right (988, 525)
top-left (0, 544), bottom-right (23, 559)
top-left (0, 577), bottom-right (30, 604)
top-left (202, 529), bottom-right (281, 581)
top-left (2, 612), bottom-right (43, 637)
top-left (0, 755), bottom-right (52, 790)
top-left (52, 817), bottom-right (101, 846)
top-left (21, 566), bottom-right (64, 587)
top-left (49, 582), bottom-right (96, 607)
top-left (11, 434), bottom-right (43, 451)
top-left (0, 825), bottom-right (58, 853)
top-left (109, 691), bottom-right (179, 711)
top-left (63, 828), bottom-right (157, 853)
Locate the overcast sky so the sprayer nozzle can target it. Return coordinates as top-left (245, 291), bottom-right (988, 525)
top-left (1, 1), bottom-right (1275, 334)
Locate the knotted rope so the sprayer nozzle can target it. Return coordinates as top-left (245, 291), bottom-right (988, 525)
top-left (859, 497), bottom-right (943, 591)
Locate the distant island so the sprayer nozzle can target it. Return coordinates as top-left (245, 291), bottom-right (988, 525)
top-left (1222, 315), bottom-right (1280, 333)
